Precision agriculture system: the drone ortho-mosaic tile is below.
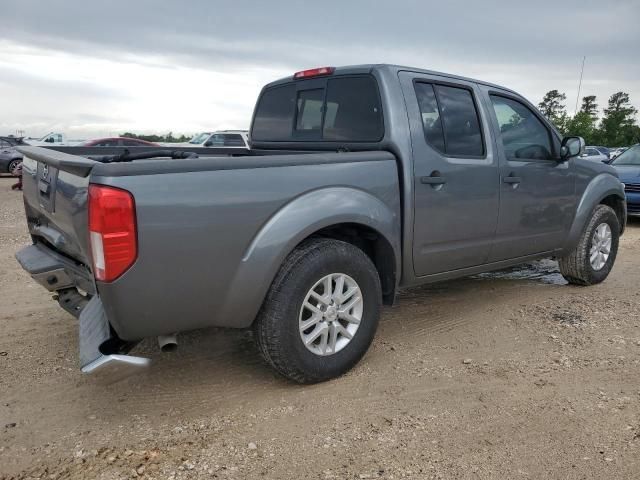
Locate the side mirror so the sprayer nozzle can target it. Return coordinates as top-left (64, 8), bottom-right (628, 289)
top-left (560, 136), bottom-right (585, 160)
top-left (204, 141), bottom-right (213, 147)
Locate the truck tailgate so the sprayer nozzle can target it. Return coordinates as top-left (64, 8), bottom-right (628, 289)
top-left (18, 146), bottom-right (97, 266)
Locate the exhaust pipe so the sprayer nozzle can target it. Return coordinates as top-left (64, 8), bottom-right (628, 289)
top-left (158, 334), bottom-right (178, 353)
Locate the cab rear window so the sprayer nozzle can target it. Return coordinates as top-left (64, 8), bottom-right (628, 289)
top-left (252, 75), bottom-right (384, 142)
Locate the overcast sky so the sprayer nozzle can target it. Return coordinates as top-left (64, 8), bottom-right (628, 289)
top-left (1, 0), bottom-right (638, 139)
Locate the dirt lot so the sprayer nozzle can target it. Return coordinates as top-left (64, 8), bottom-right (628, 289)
top-left (1, 176), bottom-right (639, 479)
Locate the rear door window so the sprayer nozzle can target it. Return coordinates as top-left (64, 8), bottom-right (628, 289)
top-left (414, 82), bottom-right (484, 157)
top-left (222, 134), bottom-right (246, 147)
top-left (122, 139), bottom-right (144, 146)
top-left (94, 140), bottom-right (119, 147)
top-left (436, 85), bottom-right (484, 156)
top-left (252, 75), bottom-right (383, 142)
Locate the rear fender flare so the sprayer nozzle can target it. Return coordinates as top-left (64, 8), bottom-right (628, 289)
top-left (219, 187), bottom-right (400, 328)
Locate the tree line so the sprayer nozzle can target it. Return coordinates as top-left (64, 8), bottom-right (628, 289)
top-left (538, 90), bottom-right (639, 147)
top-left (120, 131), bottom-right (192, 143)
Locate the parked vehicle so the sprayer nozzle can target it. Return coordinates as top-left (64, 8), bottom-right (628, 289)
top-left (26, 132), bottom-right (80, 146)
top-left (15, 65), bottom-right (626, 384)
top-left (582, 146), bottom-right (609, 163)
top-left (0, 136), bottom-right (25, 174)
top-left (610, 147), bottom-right (628, 160)
top-left (82, 137), bottom-right (160, 147)
top-left (592, 145), bottom-right (611, 159)
top-left (179, 130), bottom-right (249, 148)
top-left (611, 144), bottom-right (640, 216)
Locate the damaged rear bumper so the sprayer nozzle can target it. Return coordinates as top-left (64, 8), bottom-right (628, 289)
top-left (15, 244), bottom-right (150, 381)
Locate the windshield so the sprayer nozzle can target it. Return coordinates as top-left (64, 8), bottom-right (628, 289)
top-left (612, 145), bottom-right (640, 166)
top-left (189, 132), bottom-right (211, 144)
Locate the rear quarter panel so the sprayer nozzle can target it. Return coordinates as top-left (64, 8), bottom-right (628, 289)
top-left (92, 154), bottom-right (400, 340)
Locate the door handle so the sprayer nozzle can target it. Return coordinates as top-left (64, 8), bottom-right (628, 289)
top-left (421, 173), bottom-right (447, 185)
top-left (503, 175), bottom-right (522, 184)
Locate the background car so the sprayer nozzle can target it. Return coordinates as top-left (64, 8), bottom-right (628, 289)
top-left (611, 144), bottom-right (640, 216)
top-left (0, 136), bottom-right (25, 175)
top-left (25, 132), bottom-right (81, 146)
top-left (591, 145), bottom-right (611, 159)
top-left (581, 146), bottom-right (609, 163)
top-left (178, 130), bottom-right (249, 148)
top-left (81, 137), bottom-right (160, 147)
top-left (610, 147), bottom-right (628, 159)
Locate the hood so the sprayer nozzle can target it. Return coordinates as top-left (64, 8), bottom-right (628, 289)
top-left (613, 165), bottom-right (640, 184)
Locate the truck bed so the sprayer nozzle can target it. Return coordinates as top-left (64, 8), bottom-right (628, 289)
top-left (18, 146), bottom-right (401, 340)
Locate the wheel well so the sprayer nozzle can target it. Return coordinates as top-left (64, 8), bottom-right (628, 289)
top-left (307, 223), bottom-right (397, 305)
top-left (600, 194), bottom-right (626, 233)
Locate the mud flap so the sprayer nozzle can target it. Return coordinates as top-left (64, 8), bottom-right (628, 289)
top-left (79, 296), bottom-right (150, 383)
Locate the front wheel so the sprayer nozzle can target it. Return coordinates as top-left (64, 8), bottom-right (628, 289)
top-left (559, 204), bottom-right (620, 285)
top-left (254, 238), bottom-right (382, 383)
top-left (8, 159), bottom-right (21, 176)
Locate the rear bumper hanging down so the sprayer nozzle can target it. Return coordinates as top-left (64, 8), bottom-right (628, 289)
top-left (16, 244), bottom-right (150, 382)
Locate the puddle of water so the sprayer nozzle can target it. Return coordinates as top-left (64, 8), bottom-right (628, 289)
top-left (473, 258), bottom-right (567, 285)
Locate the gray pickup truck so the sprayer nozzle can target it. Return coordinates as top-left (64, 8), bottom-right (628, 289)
top-left (16, 64), bottom-right (626, 383)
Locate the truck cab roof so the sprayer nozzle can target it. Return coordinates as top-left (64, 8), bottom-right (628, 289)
top-left (264, 64), bottom-right (519, 97)
top-left (251, 64), bottom-right (523, 152)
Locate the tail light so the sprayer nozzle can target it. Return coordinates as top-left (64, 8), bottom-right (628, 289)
top-left (293, 66), bottom-right (335, 79)
top-left (88, 184), bottom-right (137, 282)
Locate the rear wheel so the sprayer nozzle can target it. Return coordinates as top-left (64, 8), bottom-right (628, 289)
top-left (559, 205), bottom-right (620, 285)
top-left (254, 238), bottom-right (381, 383)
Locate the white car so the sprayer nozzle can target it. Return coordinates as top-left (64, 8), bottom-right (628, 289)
top-left (26, 132), bottom-right (81, 146)
top-left (174, 130), bottom-right (249, 149)
top-left (581, 146), bottom-right (609, 163)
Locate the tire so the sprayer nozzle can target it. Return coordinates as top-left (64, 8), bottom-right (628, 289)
top-left (8, 159), bottom-right (21, 176)
top-left (254, 238), bottom-right (382, 383)
top-left (559, 204), bottom-right (620, 285)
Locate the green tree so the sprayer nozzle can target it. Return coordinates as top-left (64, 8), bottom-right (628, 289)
top-left (565, 95), bottom-right (599, 143)
top-left (599, 92), bottom-right (638, 146)
top-left (538, 90), bottom-right (569, 133)
top-left (566, 112), bottom-right (596, 144)
top-left (580, 95), bottom-right (598, 118)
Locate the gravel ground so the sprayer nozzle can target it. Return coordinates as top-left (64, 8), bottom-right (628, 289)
top-left (1, 176), bottom-right (639, 479)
